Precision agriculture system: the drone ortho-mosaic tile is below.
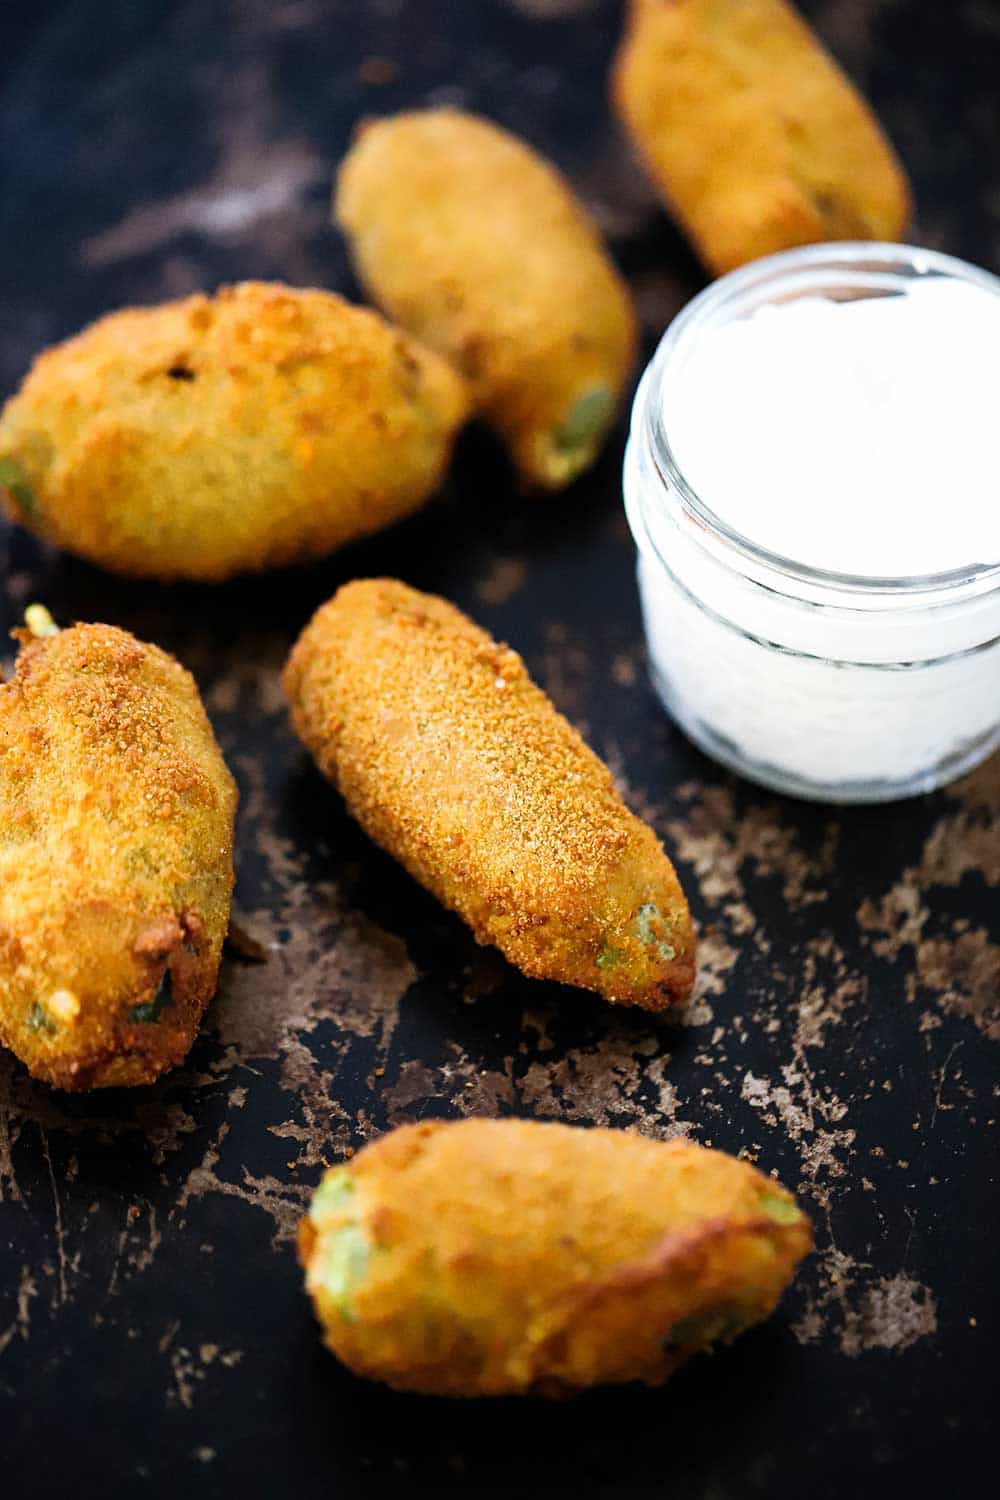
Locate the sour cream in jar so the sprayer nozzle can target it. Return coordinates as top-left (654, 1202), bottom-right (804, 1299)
top-left (624, 243), bottom-right (1000, 804)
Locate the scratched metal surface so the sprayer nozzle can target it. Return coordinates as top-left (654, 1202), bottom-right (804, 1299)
top-left (1, 2), bottom-right (997, 1496)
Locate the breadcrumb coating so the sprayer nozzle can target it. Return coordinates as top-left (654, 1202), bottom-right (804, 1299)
top-left (0, 281), bottom-right (469, 581)
top-left (0, 620), bottom-right (236, 1088)
top-left (612, 0), bottom-right (912, 275)
top-left (283, 579), bottom-right (695, 1009)
top-left (335, 108), bottom-right (638, 489)
top-left (300, 1119), bottom-right (812, 1396)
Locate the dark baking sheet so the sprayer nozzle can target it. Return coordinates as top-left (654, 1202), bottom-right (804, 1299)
top-left (1, 3), bottom-right (997, 1496)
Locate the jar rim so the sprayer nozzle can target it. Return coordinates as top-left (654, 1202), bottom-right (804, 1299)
top-left (642, 241), bottom-right (1000, 600)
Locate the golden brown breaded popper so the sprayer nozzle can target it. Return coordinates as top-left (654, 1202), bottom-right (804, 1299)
top-left (283, 579), bottom-right (694, 1009)
top-left (0, 282), bottom-right (468, 582)
top-left (612, 0), bottom-right (912, 276)
top-left (299, 1119), bottom-right (812, 1397)
top-left (0, 610), bottom-right (237, 1089)
top-left (334, 108), bottom-right (638, 489)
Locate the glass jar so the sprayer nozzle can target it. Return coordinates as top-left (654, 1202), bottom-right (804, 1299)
top-left (623, 243), bottom-right (1000, 804)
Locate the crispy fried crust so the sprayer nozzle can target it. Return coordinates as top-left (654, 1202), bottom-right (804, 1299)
top-left (335, 108), bottom-right (638, 488)
top-left (612, 0), bottom-right (912, 275)
top-left (0, 623), bottom-right (237, 1088)
top-left (283, 578), bottom-right (695, 1009)
top-left (0, 282), bottom-right (469, 581)
top-left (299, 1119), bottom-right (813, 1396)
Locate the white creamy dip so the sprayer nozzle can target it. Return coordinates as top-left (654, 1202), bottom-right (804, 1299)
top-left (624, 244), bottom-right (1000, 803)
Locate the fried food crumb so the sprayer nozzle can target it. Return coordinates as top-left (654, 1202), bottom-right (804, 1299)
top-left (225, 919), bottom-right (270, 964)
top-left (0, 283), bottom-right (468, 581)
top-left (612, 0), bottom-right (911, 274)
top-left (300, 1119), bottom-right (812, 1396)
top-left (335, 109), bottom-right (637, 488)
top-left (0, 622), bottom-right (237, 1089)
top-left (284, 579), bottom-right (695, 1010)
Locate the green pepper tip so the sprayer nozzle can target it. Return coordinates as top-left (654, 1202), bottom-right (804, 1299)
top-left (553, 386), bottom-right (615, 455)
top-left (310, 1168), bottom-right (356, 1222)
top-left (636, 902), bottom-right (676, 963)
top-left (24, 604), bottom-right (60, 639)
top-left (321, 1224), bottom-right (371, 1321)
top-left (596, 943), bottom-right (622, 971)
top-left (26, 1001), bottom-right (56, 1035)
top-left (0, 457), bottom-right (38, 518)
top-left (664, 1304), bottom-right (750, 1353)
top-left (129, 968), bottom-right (173, 1024)
top-left (759, 1192), bottom-right (802, 1225)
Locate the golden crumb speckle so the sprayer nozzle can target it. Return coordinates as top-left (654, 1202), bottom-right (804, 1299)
top-left (46, 989), bottom-right (81, 1023)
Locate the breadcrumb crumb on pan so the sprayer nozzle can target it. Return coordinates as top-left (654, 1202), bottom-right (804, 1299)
top-left (283, 578), bottom-right (695, 1009)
